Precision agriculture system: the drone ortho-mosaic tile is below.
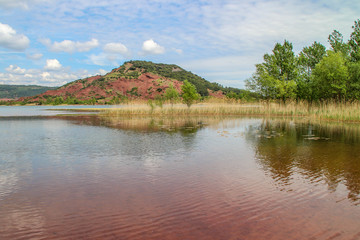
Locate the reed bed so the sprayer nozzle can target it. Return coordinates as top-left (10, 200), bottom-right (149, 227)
top-left (96, 100), bottom-right (360, 122)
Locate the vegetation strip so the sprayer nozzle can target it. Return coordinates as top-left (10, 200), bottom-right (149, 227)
top-left (64, 101), bottom-right (359, 123)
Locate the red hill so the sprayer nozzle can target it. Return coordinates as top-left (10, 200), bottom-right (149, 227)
top-left (22, 60), bottom-right (228, 104)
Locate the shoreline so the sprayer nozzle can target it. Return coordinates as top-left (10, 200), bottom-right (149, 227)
top-left (54, 101), bottom-right (360, 123)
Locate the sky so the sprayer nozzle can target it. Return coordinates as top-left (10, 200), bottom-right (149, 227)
top-left (0, 0), bottom-right (360, 89)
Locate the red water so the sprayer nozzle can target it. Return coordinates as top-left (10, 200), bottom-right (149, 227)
top-left (1, 164), bottom-right (360, 240)
top-left (1, 117), bottom-right (360, 239)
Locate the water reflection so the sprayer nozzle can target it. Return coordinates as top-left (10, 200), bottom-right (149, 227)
top-left (246, 119), bottom-right (360, 204)
top-left (65, 115), bottom-right (211, 134)
top-left (1, 114), bottom-right (360, 239)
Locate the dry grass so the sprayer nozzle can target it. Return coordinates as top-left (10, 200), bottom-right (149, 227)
top-left (89, 100), bottom-right (360, 122)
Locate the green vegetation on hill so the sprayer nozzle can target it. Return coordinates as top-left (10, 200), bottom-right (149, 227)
top-left (2, 60), bottom-right (252, 105)
top-left (0, 84), bottom-right (56, 99)
top-left (122, 60), bottom-right (237, 96)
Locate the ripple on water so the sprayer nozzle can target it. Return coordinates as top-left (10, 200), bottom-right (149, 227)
top-left (1, 117), bottom-right (360, 239)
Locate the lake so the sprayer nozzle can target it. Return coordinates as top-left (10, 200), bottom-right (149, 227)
top-left (1, 106), bottom-right (360, 239)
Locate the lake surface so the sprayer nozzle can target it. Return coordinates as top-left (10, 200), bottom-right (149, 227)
top-left (1, 106), bottom-right (360, 239)
top-left (0, 105), bottom-right (119, 117)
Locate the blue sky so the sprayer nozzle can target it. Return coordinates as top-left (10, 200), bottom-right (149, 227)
top-left (0, 0), bottom-right (360, 88)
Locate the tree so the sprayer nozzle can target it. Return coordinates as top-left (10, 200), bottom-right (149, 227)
top-left (298, 42), bottom-right (326, 77)
top-left (328, 30), bottom-right (350, 57)
top-left (312, 51), bottom-right (349, 101)
top-left (181, 80), bottom-right (199, 107)
top-left (164, 84), bottom-right (180, 105)
top-left (246, 63), bottom-right (279, 100)
top-left (246, 40), bottom-right (298, 102)
top-left (297, 42), bottom-right (326, 101)
top-left (347, 62), bottom-right (360, 100)
top-left (53, 96), bottom-right (64, 105)
top-left (271, 40), bottom-right (298, 81)
top-left (349, 19), bottom-right (360, 62)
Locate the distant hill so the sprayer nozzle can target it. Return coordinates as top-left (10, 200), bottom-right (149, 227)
top-left (0, 84), bottom-right (56, 99)
top-left (22, 61), bottom-right (244, 104)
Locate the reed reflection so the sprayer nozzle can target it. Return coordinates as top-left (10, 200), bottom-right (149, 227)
top-left (246, 119), bottom-right (360, 205)
top-left (63, 115), bottom-right (212, 134)
top-left (57, 115), bottom-right (219, 163)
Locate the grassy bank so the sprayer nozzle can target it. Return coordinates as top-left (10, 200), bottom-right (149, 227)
top-left (98, 100), bottom-right (360, 122)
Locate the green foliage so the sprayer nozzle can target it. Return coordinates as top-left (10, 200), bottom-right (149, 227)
top-left (328, 30), bottom-right (350, 56)
top-left (298, 41), bottom-right (326, 78)
top-left (270, 40), bottom-right (298, 81)
top-left (349, 20), bottom-right (360, 62)
top-left (246, 63), bottom-right (278, 100)
top-left (147, 99), bottom-right (155, 111)
top-left (110, 96), bottom-right (120, 105)
top-left (164, 84), bottom-right (180, 105)
top-left (53, 96), bottom-right (64, 105)
top-left (226, 91), bottom-right (239, 99)
top-left (124, 71), bottom-right (141, 79)
top-left (154, 95), bottom-right (164, 108)
top-left (347, 62), bottom-right (360, 100)
top-left (125, 60), bottom-right (224, 96)
top-left (247, 19), bottom-right (360, 103)
top-left (312, 51), bottom-right (349, 101)
top-left (181, 80), bottom-right (199, 107)
top-left (297, 42), bottom-right (326, 101)
top-left (126, 87), bottom-right (140, 97)
top-left (246, 40), bottom-right (298, 102)
top-left (0, 84), bottom-right (56, 98)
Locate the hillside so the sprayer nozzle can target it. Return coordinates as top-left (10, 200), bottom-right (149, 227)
top-left (22, 61), bottom-right (241, 104)
top-left (0, 84), bottom-right (56, 99)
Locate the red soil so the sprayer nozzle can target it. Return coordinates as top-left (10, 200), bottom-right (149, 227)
top-left (21, 63), bottom-right (224, 103)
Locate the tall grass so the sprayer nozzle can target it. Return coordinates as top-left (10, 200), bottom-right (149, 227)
top-left (96, 100), bottom-right (360, 122)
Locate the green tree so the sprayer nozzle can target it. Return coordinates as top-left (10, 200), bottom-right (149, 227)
top-left (246, 63), bottom-right (279, 100)
top-left (312, 51), bottom-right (349, 101)
top-left (349, 19), bottom-right (360, 62)
top-left (181, 80), bottom-right (199, 107)
top-left (90, 97), bottom-right (97, 105)
top-left (328, 30), bottom-right (350, 57)
top-left (164, 84), bottom-right (180, 105)
top-left (270, 40), bottom-right (298, 81)
top-left (53, 96), bottom-right (64, 105)
top-left (154, 95), bottom-right (164, 108)
top-left (298, 41), bottom-right (326, 77)
top-left (297, 42), bottom-right (326, 101)
top-left (246, 40), bottom-right (298, 102)
top-left (347, 62), bottom-right (360, 100)
top-left (226, 91), bottom-right (239, 99)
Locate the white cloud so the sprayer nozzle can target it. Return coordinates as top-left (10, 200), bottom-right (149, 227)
top-left (0, 66), bottom-right (95, 86)
top-left (0, 0), bottom-right (47, 9)
top-left (0, 22), bottom-right (30, 51)
top-left (141, 39), bottom-right (165, 55)
top-left (96, 69), bottom-right (108, 76)
top-left (27, 53), bottom-right (43, 60)
top-left (5, 65), bottom-right (26, 74)
top-left (88, 53), bottom-right (108, 66)
top-left (88, 52), bottom-right (125, 66)
top-left (103, 42), bottom-right (129, 56)
top-left (41, 71), bottom-right (50, 79)
top-left (198, 0), bottom-right (360, 53)
top-left (2, 0), bottom-right (360, 89)
top-left (41, 38), bottom-right (99, 53)
top-left (174, 48), bottom-right (183, 55)
top-left (44, 59), bottom-right (62, 71)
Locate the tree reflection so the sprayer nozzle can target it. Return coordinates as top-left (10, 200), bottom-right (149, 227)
top-left (246, 119), bottom-right (360, 204)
